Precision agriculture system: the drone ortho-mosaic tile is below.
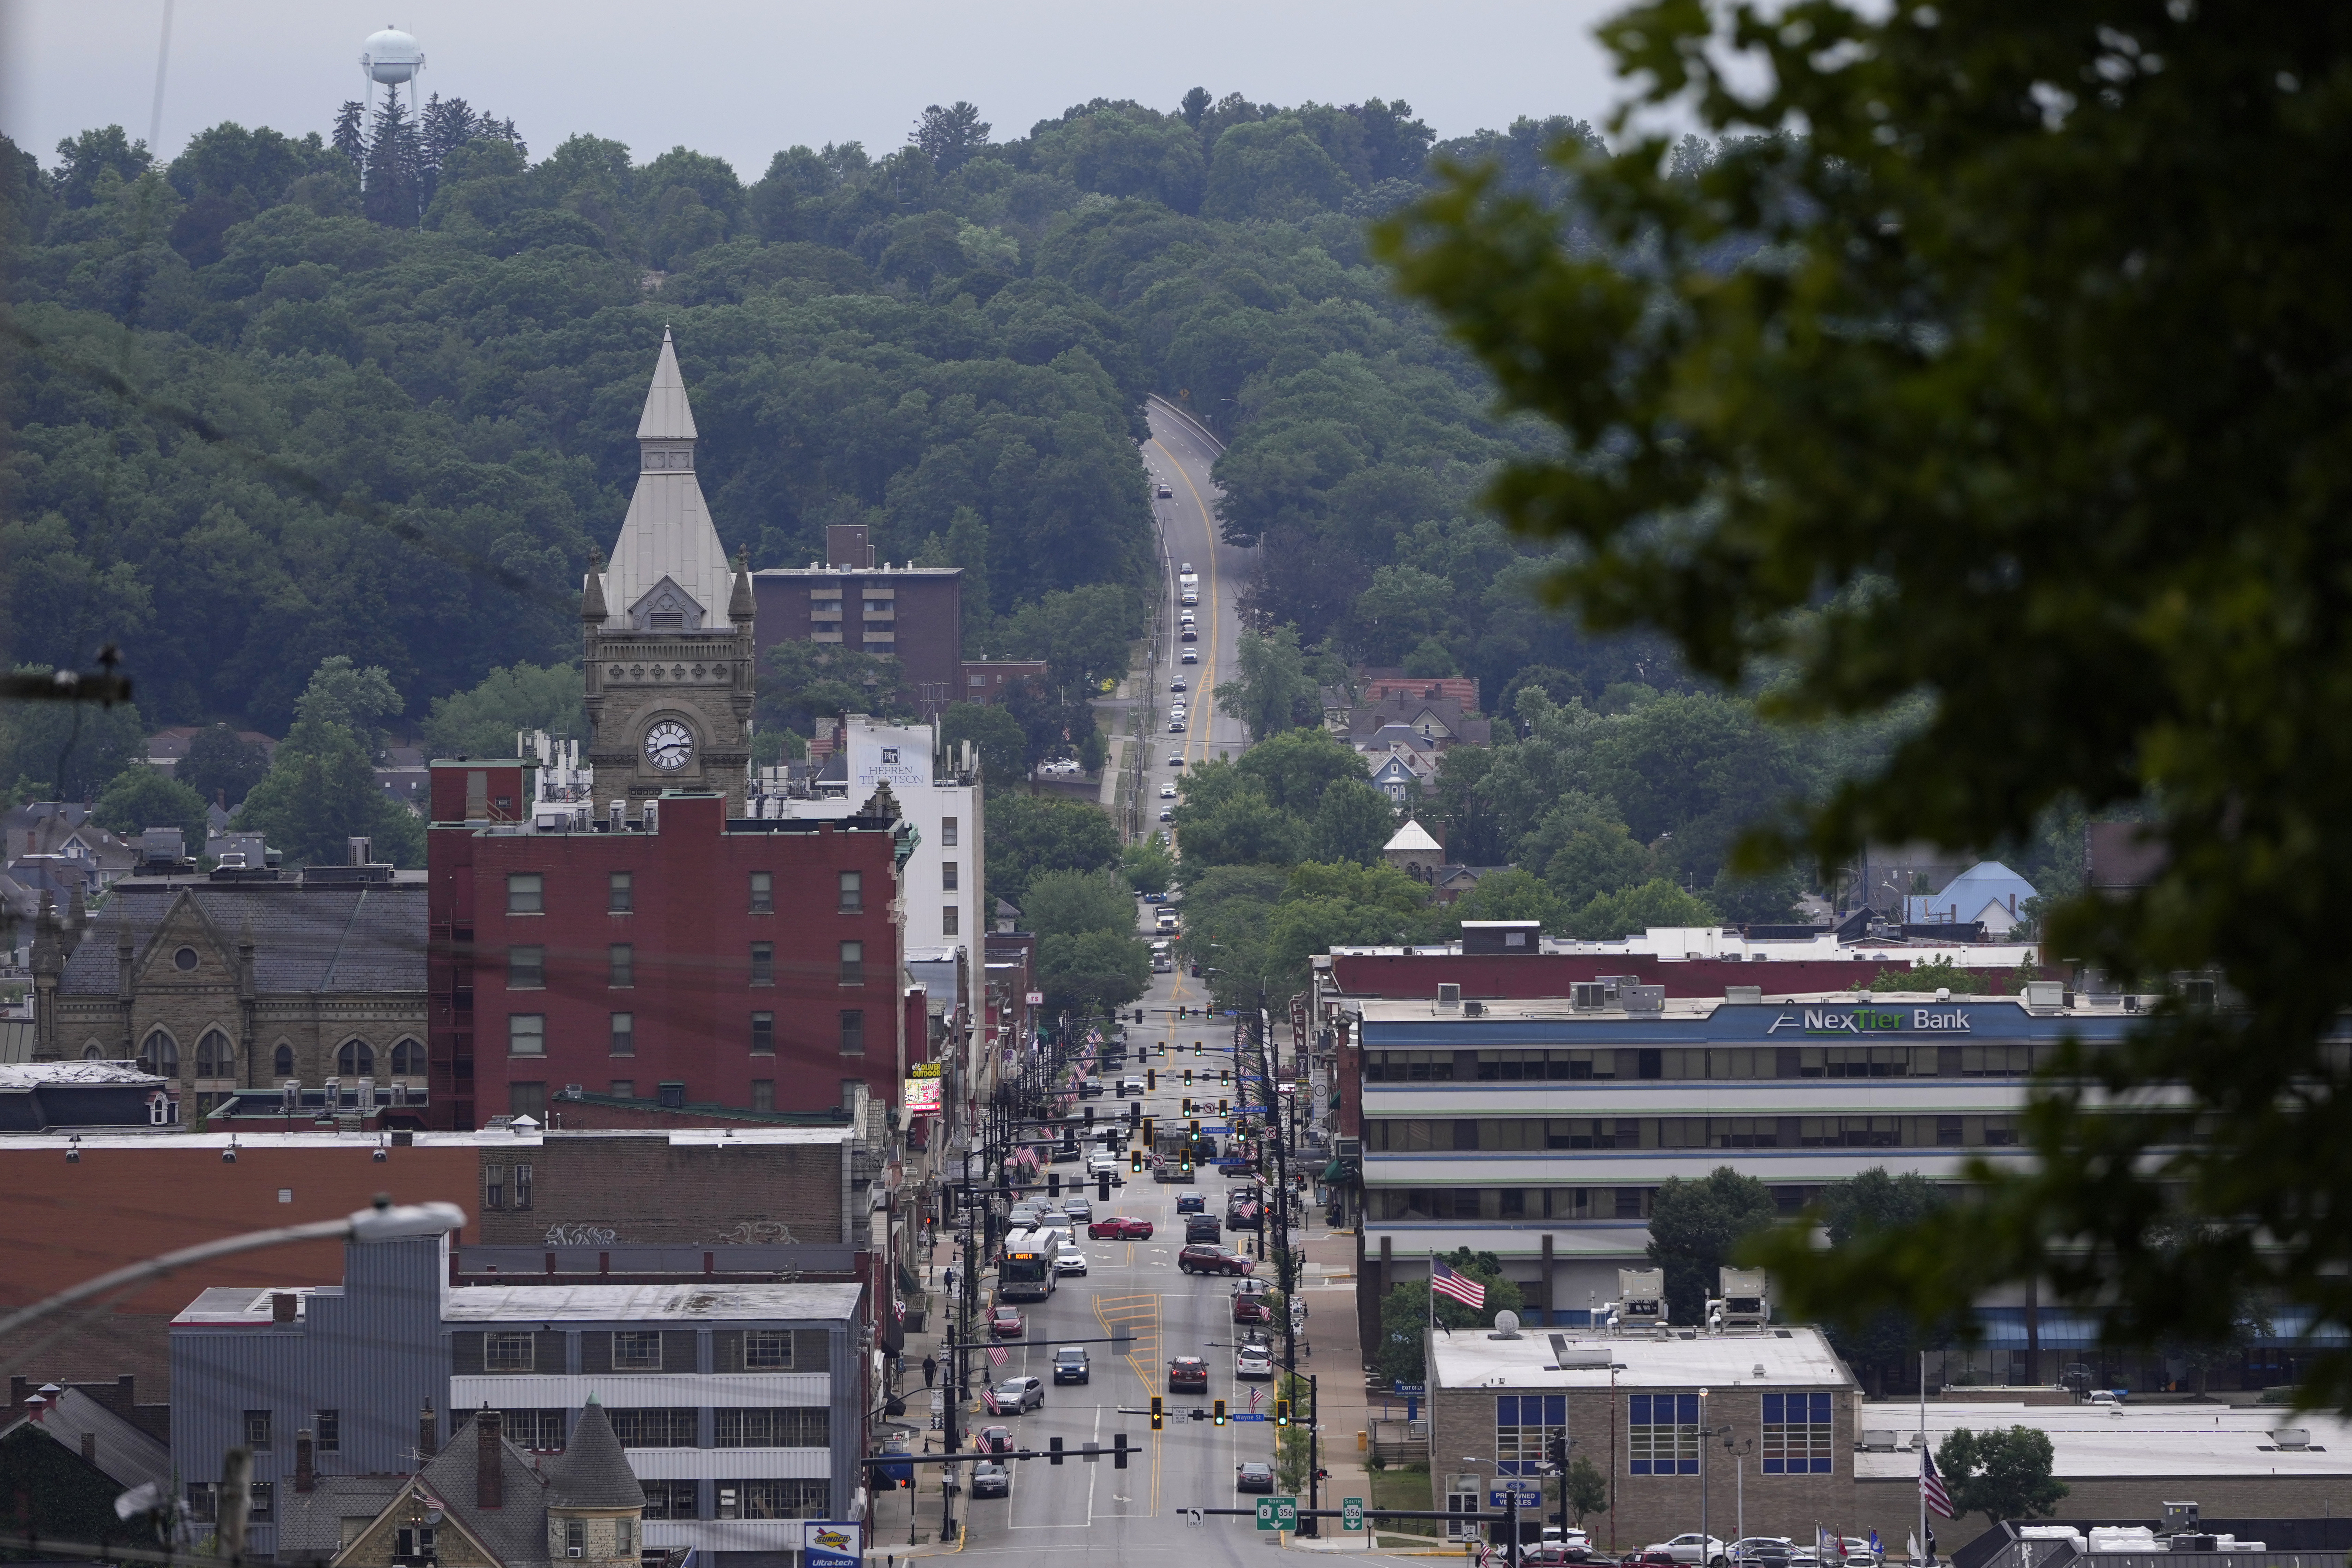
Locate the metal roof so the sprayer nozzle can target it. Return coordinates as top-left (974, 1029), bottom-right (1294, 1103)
top-left (58, 884), bottom-right (424, 995)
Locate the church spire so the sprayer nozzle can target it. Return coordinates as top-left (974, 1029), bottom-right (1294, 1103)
top-left (600, 330), bottom-right (732, 633)
top-left (636, 327), bottom-right (698, 442)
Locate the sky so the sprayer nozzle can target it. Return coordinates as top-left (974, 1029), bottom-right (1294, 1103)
top-left (1, 0), bottom-right (1639, 176)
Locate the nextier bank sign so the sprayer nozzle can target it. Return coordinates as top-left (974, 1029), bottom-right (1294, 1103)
top-left (1359, 1000), bottom-right (2133, 1048)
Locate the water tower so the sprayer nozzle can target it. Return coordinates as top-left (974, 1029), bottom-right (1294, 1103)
top-left (358, 25), bottom-right (425, 150)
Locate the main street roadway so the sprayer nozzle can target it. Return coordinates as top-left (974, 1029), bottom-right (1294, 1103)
top-left (1141, 398), bottom-right (1253, 785)
top-left (939, 999), bottom-right (1426, 1568)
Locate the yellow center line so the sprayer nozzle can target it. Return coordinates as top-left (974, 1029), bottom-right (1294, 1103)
top-left (1150, 435), bottom-right (1222, 767)
top-left (1092, 1290), bottom-right (1164, 1514)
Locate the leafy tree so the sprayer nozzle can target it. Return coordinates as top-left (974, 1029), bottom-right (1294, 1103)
top-left (1235, 727), bottom-right (1365, 816)
top-left (984, 793), bottom-right (1119, 904)
top-left (1375, 0), bottom-right (2352, 1395)
top-left (294, 656), bottom-right (404, 758)
top-left (235, 716), bottom-right (425, 868)
top-left (1814, 1170), bottom-right (1954, 1396)
top-left (1035, 929), bottom-right (1151, 1016)
top-left (1560, 1454), bottom-right (1607, 1528)
top-left (911, 103), bottom-right (992, 173)
top-left (1120, 837), bottom-right (1175, 897)
top-left (91, 766), bottom-right (208, 848)
top-left (1518, 792), bottom-right (1649, 906)
top-left (1708, 864), bottom-right (1806, 926)
top-left (422, 661), bottom-right (584, 759)
top-left (1373, 1249), bottom-right (1523, 1385)
top-left (1021, 869), bottom-right (1135, 939)
top-left (1564, 878), bottom-right (1717, 941)
top-left (1168, 787), bottom-right (1308, 869)
top-left (1869, 960), bottom-right (2033, 997)
top-left (1646, 1167), bottom-right (1776, 1325)
top-left (939, 702), bottom-right (1028, 789)
top-left (175, 723), bottom-right (269, 807)
top-left (1216, 626), bottom-right (1318, 741)
top-left (0, 682), bottom-right (146, 801)
top-left (1936, 1427), bottom-right (2067, 1531)
top-left (1309, 778), bottom-right (1397, 866)
top-left (1437, 868), bottom-right (1572, 935)
top-left (758, 642), bottom-right (907, 736)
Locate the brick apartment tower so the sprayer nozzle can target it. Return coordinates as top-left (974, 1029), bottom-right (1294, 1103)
top-left (583, 330), bottom-right (756, 818)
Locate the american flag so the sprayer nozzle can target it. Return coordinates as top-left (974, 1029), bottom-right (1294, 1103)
top-left (988, 1344), bottom-right (1009, 1366)
top-left (1920, 1446), bottom-right (1955, 1519)
top-left (982, 1386), bottom-right (1001, 1414)
top-left (1431, 1259), bottom-right (1487, 1309)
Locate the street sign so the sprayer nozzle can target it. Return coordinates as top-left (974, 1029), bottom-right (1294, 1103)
top-left (1256, 1496), bottom-right (1298, 1531)
top-left (1228, 1412), bottom-right (1271, 1422)
top-left (1489, 1489), bottom-right (1542, 1509)
top-left (1027, 991), bottom-right (1044, 1005)
top-left (1341, 1498), bottom-right (1365, 1533)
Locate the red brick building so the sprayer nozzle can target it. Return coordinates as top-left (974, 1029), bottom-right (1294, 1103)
top-left (425, 765), bottom-right (913, 1129)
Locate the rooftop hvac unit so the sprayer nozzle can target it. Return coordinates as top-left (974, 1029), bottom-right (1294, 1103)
top-left (1717, 1267), bottom-right (1771, 1325)
top-left (1437, 982), bottom-right (1461, 1008)
top-left (1617, 1268), bottom-right (1667, 1325)
top-left (1572, 981), bottom-right (1619, 1011)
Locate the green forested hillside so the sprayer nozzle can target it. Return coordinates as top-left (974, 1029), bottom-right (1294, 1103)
top-left (0, 94), bottom-right (1626, 738)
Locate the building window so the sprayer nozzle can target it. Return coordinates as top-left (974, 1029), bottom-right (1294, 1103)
top-left (749, 1011), bottom-right (776, 1054)
top-left (510, 1082), bottom-right (545, 1121)
top-left (514, 1163), bottom-right (533, 1211)
top-left (610, 1080), bottom-right (635, 1099)
top-left (618, 1520), bottom-right (634, 1558)
top-left (484, 1332), bottom-right (533, 1372)
top-left (839, 1010), bottom-right (865, 1056)
top-left (942, 861), bottom-right (959, 892)
top-left (391, 1038), bottom-right (423, 1075)
top-left (750, 942), bottom-right (774, 984)
top-left (752, 1080), bottom-right (775, 1112)
top-left (609, 871), bottom-right (634, 913)
top-left (1761, 1392), bottom-right (1836, 1474)
top-left (197, 1029), bottom-right (234, 1078)
top-left (1628, 1393), bottom-right (1700, 1475)
top-left (507, 873), bottom-right (543, 914)
top-left (610, 944), bottom-right (634, 987)
top-left (611, 1012), bottom-right (635, 1055)
top-left (567, 1520), bottom-right (586, 1556)
top-left (248, 1483), bottom-right (273, 1524)
top-left (1496, 1394), bottom-right (1564, 1476)
top-left (942, 905), bottom-right (959, 936)
top-left (334, 1038), bottom-right (374, 1078)
top-left (396, 1526), bottom-right (438, 1560)
top-left (612, 1331), bottom-right (662, 1371)
top-left (941, 816), bottom-right (958, 847)
top-left (484, 1165), bottom-right (507, 1211)
top-left (750, 871), bottom-right (774, 913)
top-left (609, 1407), bottom-right (696, 1447)
top-left (509, 1014), bottom-right (545, 1056)
top-left (641, 1481), bottom-right (699, 1520)
top-left (715, 1407), bottom-right (830, 1447)
top-left (840, 941), bottom-right (864, 985)
top-left (745, 1330), bottom-right (793, 1370)
top-left (315, 1409), bottom-right (340, 1452)
top-left (140, 1029), bottom-right (178, 1078)
top-left (507, 946), bottom-right (545, 989)
top-left (838, 871), bottom-right (862, 912)
top-left (273, 1043), bottom-right (294, 1078)
top-left (244, 1410), bottom-right (273, 1452)
top-left (185, 1484), bottom-right (216, 1524)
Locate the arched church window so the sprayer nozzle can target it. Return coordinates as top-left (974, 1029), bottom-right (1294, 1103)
top-left (338, 1039), bottom-right (375, 1078)
top-left (139, 1029), bottom-right (179, 1077)
top-left (197, 1030), bottom-right (235, 1078)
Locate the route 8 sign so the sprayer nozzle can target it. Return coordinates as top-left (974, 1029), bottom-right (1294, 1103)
top-left (1256, 1496), bottom-right (1299, 1531)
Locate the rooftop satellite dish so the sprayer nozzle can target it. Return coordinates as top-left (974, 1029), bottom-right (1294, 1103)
top-left (1493, 1309), bottom-right (1522, 1339)
top-left (361, 27), bottom-right (425, 85)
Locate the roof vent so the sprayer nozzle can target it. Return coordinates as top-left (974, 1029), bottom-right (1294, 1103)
top-left (1437, 982), bottom-right (1461, 1009)
top-left (1725, 985), bottom-right (1763, 1003)
top-left (1464, 1000), bottom-right (1484, 1017)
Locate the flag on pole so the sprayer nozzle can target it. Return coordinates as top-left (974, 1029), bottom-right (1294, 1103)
top-left (988, 1344), bottom-right (1009, 1367)
top-left (1431, 1259), bottom-right (1487, 1309)
top-left (1907, 1533), bottom-right (1922, 1563)
top-left (1920, 1447), bottom-right (1955, 1519)
top-left (982, 1386), bottom-right (1001, 1414)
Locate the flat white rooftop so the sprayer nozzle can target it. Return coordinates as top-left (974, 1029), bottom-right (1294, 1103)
top-left (1432, 1324), bottom-right (1853, 1391)
top-left (1854, 1400), bottom-right (2352, 1480)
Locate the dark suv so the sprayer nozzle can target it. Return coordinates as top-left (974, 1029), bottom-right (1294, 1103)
top-left (1168, 1356), bottom-right (1210, 1392)
top-left (1179, 1243), bottom-right (1254, 1276)
top-left (1053, 1347), bottom-right (1091, 1384)
top-left (1185, 1214), bottom-right (1222, 1243)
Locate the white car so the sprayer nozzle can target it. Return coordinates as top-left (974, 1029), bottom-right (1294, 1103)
top-left (1180, 561), bottom-right (1193, 573)
top-left (1055, 1248), bottom-right (1089, 1276)
top-left (1170, 680), bottom-right (1186, 693)
top-left (1649, 1536), bottom-right (1728, 1567)
top-left (1160, 783), bottom-right (1177, 798)
top-left (1180, 649), bottom-right (1198, 664)
top-left (1169, 719), bottom-right (1186, 732)
top-left (1235, 1343), bottom-right (1273, 1379)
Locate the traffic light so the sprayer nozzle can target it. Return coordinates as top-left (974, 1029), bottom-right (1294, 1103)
top-left (1114, 1432), bottom-right (1130, 1470)
top-left (1546, 1433), bottom-right (1567, 1468)
top-left (1098, 1174), bottom-right (1111, 1201)
top-left (1183, 1068), bottom-right (1194, 1087)
top-left (1147, 1069), bottom-right (1157, 1090)
top-left (1189, 1118), bottom-right (1201, 1136)
top-left (1195, 1041), bottom-right (1204, 1056)
top-left (1212, 1398), bottom-right (1227, 1426)
top-left (1150, 1396), bottom-right (1164, 1432)
top-left (1141, 1116), bottom-right (1154, 1144)
top-left (1221, 1069), bottom-right (1231, 1084)
top-left (1134, 1010), bottom-right (1144, 1024)
top-left (1084, 1105), bottom-right (1095, 1125)
top-left (1220, 1098), bottom-right (1230, 1117)
top-left (1048, 1171), bottom-right (1061, 1196)
top-left (1128, 1100), bottom-right (1141, 1126)
top-left (1050, 1435), bottom-right (1066, 1466)
top-left (1131, 1151), bottom-right (1143, 1174)
top-left (1275, 1398), bottom-right (1292, 1427)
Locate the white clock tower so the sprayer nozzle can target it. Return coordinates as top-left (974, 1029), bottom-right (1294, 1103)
top-left (581, 329), bottom-right (756, 818)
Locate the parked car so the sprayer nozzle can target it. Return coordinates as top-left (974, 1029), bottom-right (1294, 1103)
top-left (1178, 1243), bottom-right (1254, 1275)
top-left (976, 1425), bottom-right (1015, 1454)
top-left (1729, 1541), bottom-right (1799, 1568)
top-left (1235, 1461), bottom-right (1276, 1494)
top-left (1168, 1356), bottom-right (1210, 1392)
top-left (1235, 1343), bottom-right (1274, 1378)
top-left (1620, 1553), bottom-right (1680, 1568)
top-left (1053, 1346), bottom-right (1091, 1384)
top-left (1090, 1215), bottom-right (1154, 1239)
top-left (991, 1376), bottom-right (1044, 1413)
top-left (1839, 1541), bottom-right (1882, 1567)
top-left (969, 1460), bottom-right (1010, 1498)
top-left (1648, 1536), bottom-right (1727, 1567)
top-left (991, 1306), bottom-right (1023, 1337)
top-left (1233, 1294), bottom-right (1273, 1325)
top-left (1117, 1077), bottom-right (1145, 1096)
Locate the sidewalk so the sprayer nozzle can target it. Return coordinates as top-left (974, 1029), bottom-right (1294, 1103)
top-left (865, 1237), bottom-right (977, 1556)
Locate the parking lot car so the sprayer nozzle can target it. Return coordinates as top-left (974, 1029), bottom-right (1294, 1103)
top-left (1839, 1541), bottom-right (1881, 1567)
top-left (1175, 1192), bottom-right (1206, 1214)
top-left (991, 1306), bottom-right (1023, 1337)
top-left (1235, 1342), bottom-right (1274, 1378)
top-left (1117, 1077), bottom-right (1145, 1096)
top-left (1168, 1355), bottom-right (1210, 1391)
top-left (1235, 1462), bottom-right (1276, 1494)
top-left (1648, 1536), bottom-right (1728, 1567)
top-left (1620, 1553), bottom-right (1680, 1568)
top-left (1053, 1347), bottom-right (1091, 1384)
top-left (1178, 1243), bottom-right (1255, 1275)
top-left (1728, 1540), bottom-right (1797, 1568)
top-left (1233, 1293), bottom-right (1272, 1325)
top-left (976, 1425), bottom-right (1015, 1454)
top-left (1055, 1248), bottom-right (1089, 1276)
top-left (992, 1376), bottom-right (1044, 1413)
top-left (970, 1460), bottom-right (1010, 1498)
top-left (1090, 1215), bottom-right (1154, 1239)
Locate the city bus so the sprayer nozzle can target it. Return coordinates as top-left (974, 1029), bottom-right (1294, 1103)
top-left (998, 1227), bottom-right (1059, 1302)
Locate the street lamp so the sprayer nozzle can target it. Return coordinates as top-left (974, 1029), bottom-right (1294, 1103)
top-left (1459, 1455), bottom-right (1524, 1568)
top-left (1721, 1432), bottom-right (1754, 1542)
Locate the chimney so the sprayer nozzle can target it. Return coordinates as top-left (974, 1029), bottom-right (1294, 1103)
top-left (295, 1428), bottom-right (315, 1492)
top-left (476, 1408), bottom-right (503, 1509)
top-left (419, 1399), bottom-right (437, 1460)
top-left (271, 1292), bottom-right (297, 1323)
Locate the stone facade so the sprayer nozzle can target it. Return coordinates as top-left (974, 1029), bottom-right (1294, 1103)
top-left (32, 874), bottom-right (426, 1115)
top-left (468, 1131), bottom-right (854, 1248)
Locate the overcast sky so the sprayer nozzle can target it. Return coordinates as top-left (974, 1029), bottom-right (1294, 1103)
top-left (1, 1), bottom-right (1638, 176)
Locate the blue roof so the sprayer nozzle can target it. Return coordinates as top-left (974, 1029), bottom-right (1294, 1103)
top-left (1905, 860), bottom-right (2038, 926)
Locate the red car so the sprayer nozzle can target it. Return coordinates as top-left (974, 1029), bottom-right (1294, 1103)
top-left (1178, 1243), bottom-right (1255, 1276)
top-left (975, 1425), bottom-right (1014, 1454)
top-left (991, 1306), bottom-right (1023, 1337)
top-left (1090, 1215), bottom-right (1154, 1240)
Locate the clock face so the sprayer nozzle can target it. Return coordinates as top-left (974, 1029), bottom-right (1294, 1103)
top-left (644, 720), bottom-right (694, 772)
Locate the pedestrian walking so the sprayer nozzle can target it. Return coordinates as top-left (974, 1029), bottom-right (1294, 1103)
top-left (923, 1353), bottom-right (938, 1388)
